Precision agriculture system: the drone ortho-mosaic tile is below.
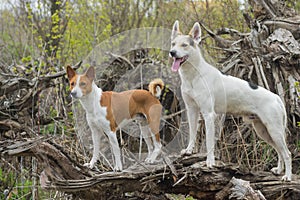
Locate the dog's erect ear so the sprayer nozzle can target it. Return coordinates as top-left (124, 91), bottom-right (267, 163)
top-left (66, 65), bottom-right (76, 80)
top-left (171, 20), bottom-right (181, 41)
top-left (189, 22), bottom-right (201, 44)
top-left (85, 66), bottom-right (95, 81)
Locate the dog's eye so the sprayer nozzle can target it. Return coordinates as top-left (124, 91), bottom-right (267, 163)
top-left (181, 43), bottom-right (188, 47)
top-left (80, 82), bottom-right (86, 87)
top-left (71, 82), bottom-right (75, 86)
top-left (171, 42), bottom-right (175, 46)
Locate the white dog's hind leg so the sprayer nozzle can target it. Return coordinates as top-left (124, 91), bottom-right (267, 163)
top-left (203, 112), bottom-right (216, 167)
top-left (268, 127), bottom-right (292, 181)
top-left (252, 120), bottom-right (284, 173)
top-left (253, 119), bottom-right (291, 181)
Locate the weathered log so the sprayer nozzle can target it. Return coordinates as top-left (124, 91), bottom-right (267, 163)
top-left (1, 138), bottom-right (300, 200)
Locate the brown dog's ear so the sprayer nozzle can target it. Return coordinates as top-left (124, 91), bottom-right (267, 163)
top-left (85, 66), bottom-right (95, 82)
top-left (171, 20), bottom-right (181, 41)
top-left (189, 22), bottom-right (201, 44)
top-left (66, 65), bottom-right (76, 80)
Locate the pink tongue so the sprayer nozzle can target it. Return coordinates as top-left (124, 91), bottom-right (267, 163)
top-left (172, 58), bottom-right (181, 72)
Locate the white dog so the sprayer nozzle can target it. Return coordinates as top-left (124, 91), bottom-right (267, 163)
top-left (169, 20), bottom-right (292, 181)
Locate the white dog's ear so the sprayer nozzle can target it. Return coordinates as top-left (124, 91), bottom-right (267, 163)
top-left (171, 20), bottom-right (181, 41)
top-left (189, 22), bottom-right (201, 44)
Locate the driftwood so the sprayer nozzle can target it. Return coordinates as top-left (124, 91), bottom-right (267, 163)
top-left (1, 138), bottom-right (300, 200)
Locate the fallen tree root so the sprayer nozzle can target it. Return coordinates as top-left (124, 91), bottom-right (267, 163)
top-left (1, 138), bottom-right (300, 199)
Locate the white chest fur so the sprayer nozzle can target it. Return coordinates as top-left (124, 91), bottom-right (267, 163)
top-left (79, 83), bottom-right (111, 132)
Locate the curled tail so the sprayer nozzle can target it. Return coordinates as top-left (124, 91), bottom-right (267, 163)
top-left (148, 78), bottom-right (164, 98)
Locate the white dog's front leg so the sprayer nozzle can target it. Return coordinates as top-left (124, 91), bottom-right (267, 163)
top-left (203, 112), bottom-right (216, 167)
top-left (181, 104), bottom-right (199, 155)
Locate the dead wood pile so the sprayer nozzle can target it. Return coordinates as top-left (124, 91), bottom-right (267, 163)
top-left (1, 138), bottom-right (300, 199)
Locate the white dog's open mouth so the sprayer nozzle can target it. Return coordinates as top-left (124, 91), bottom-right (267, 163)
top-left (171, 55), bottom-right (188, 72)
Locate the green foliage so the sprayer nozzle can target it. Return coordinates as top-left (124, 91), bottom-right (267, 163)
top-left (50, 106), bottom-right (58, 117)
top-left (286, 0), bottom-right (300, 13)
top-left (166, 194), bottom-right (196, 200)
top-left (0, 168), bottom-right (15, 188)
top-left (295, 82), bottom-right (300, 127)
top-left (12, 179), bottom-right (33, 199)
top-left (21, 56), bottom-right (32, 63)
top-left (0, 0), bottom-right (247, 66)
top-left (0, 167), bottom-right (34, 200)
top-left (295, 81), bottom-right (300, 93)
top-left (185, 196), bottom-right (196, 200)
top-left (41, 123), bottom-right (56, 134)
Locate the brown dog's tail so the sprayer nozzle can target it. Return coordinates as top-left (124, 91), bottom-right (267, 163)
top-left (148, 78), bottom-right (164, 98)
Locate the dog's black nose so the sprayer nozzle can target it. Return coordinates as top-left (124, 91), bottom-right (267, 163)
top-left (169, 50), bottom-right (176, 57)
top-left (70, 91), bottom-right (77, 97)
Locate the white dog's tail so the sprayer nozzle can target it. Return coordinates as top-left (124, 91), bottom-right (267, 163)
top-left (149, 78), bottom-right (164, 98)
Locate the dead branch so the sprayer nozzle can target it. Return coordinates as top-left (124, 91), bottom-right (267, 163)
top-left (0, 61), bottom-right (82, 132)
top-left (200, 22), bottom-right (235, 49)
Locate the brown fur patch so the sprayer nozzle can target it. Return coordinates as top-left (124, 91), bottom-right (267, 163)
top-left (78, 76), bottom-right (93, 96)
top-left (100, 90), bottom-right (162, 142)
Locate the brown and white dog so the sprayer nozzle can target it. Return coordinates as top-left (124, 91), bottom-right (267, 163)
top-left (66, 66), bottom-right (164, 171)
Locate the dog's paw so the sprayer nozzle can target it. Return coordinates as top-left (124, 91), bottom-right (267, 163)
top-left (271, 167), bottom-right (292, 181)
top-left (145, 157), bottom-right (156, 164)
top-left (271, 167), bottom-right (282, 175)
top-left (206, 158), bottom-right (215, 168)
top-left (281, 175), bottom-right (291, 182)
top-left (113, 161), bottom-right (123, 172)
top-left (83, 159), bottom-right (97, 169)
top-left (83, 162), bottom-right (94, 169)
top-left (145, 157), bottom-right (152, 163)
top-left (113, 165), bottom-right (123, 172)
top-left (180, 148), bottom-right (193, 156)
